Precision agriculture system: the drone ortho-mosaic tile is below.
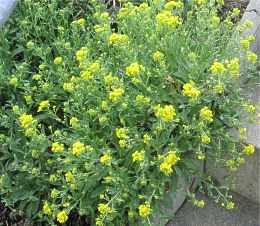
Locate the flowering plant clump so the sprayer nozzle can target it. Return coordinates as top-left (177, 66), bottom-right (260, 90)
top-left (0, 0), bottom-right (259, 225)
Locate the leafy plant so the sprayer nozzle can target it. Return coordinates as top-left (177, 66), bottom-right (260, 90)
top-left (0, 0), bottom-right (259, 225)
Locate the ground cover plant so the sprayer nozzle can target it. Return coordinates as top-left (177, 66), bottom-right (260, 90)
top-left (0, 0), bottom-right (259, 225)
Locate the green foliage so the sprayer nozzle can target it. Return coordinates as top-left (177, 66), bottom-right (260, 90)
top-left (0, 0), bottom-right (259, 225)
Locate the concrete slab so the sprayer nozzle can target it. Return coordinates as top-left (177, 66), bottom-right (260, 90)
top-left (241, 0), bottom-right (260, 149)
top-left (207, 0), bottom-right (260, 205)
top-left (167, 192), bottom-right (260, 226)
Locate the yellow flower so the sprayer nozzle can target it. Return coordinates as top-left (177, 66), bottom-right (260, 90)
top-left (155, 104), bottom-right (176, 122)
top-left (156, 11), bottom-right (182, 29)
top-left (160, 151), bottom-right (180, 175)
top-left (32, 74), bottom-right (41, 81)
top-left (51, 142), bottom-right (64, 153)
top-left (70, 117), bottom-right (78, 127)
top-left (164, 1), bottom-right (183, 10)
top-left (182, 80), bottom-right (201, 98)
top-left (226, 201), bottom-right (235, 209)
top-left (50, 188), bottom-right (59, 199)
top-left (195, 0), bottom-right (206, 5)
top-left (152, 51), bottom-right (165, 62)
top-left (108, 33), bottom-right (129, 45)
top-left (81, 70), bottom-right (93, 80)
top-left (210, 61), bottom-right (226, 74)
top-left (143, 133), bottom-right (151, 144)
top-left (26, 41), bottom-right (34, 49)
top-left (132, 150), bottom-right (145, 162)
top-left (160, 161), bottom-right (173, 175)
top-left (9, 76), bottom-right (18, 87)
top-left (196, 151), bottom-right (205, 160)
top-left (247, 52), bottom-right (258, 63)
top-left (165, 151), bottom-right (180, 165)
top-left (76, 47), bottom-right (88, 61)
top-left (244, 104), bottom-right (256, 113)
top-left (195, 200), bottom-right (205, 208)
top-left (94, 24), bottom-right (109, 33)
top-left (201, 134), bottom-right (211, 144)
top-left (135, 95), bottom-right (150, 105)
top-left (98, 203), bottom-right (112, 215)
top-left (109, 88), bottom-right (124, 102)
top-left (243, 144), bottom-right (255, 155)
top-left (19, 114), bottom-right (34, 128)
top-left (89, 61), bottom-right (100, 73)
top-left (226, 58), bottom-right (240, 77)
top-left (125, 62), bottom-right (145, 77)
top-left (54, 57), bottom-right (63, 65)
top-left (77, 18), bottom-right (86, 26)
top-left (211, 15), bottom-right (220, 27)
top-left (200, 107), bottom-right (213, 122)
top-left (214, 84), bottom-right (224, 94)
top-left (100, 153), bottom-right (111, 165)
top-left (104, 73), bottom-right (119, 86)
top-left (116, 128), bottom-right (128, 140)
top-left (72, 141), bottom-right (85, 156)
top-left (56, 210), bottom-right (68, 224)
top-left (65, 171), bottom-right (74, 183)
top-left (239, 127), bottom-right (247, 139)
top-left (37, 100), bottom-right (50, 112)
top-left (119, 139), bottom-right (127, 148)
top-left (63, 82), bottom-right (74, 92)
top-left (240, 38), bottom-right (250, 49)
top-left (42, 201), bottom-right (52, 215)
top-left (138, 202), bottom-right (151, 217)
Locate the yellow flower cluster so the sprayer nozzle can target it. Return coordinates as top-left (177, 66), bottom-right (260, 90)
top-left (164, 1), bottom-right (183, 10)
top-left (108, 33), bottom-right (129, 45)
top-left (65, 171), bottom-right (74, 183)
top-left (156, 11), bottom-right (182, 29)
top-left (125, 62), bottom-right (145, 77)
top-left (182, 81), bottom-right (200, 98)
top-left (51, 142), bottom-right (64, 153)
top-left (72, 141), bottom-right (85, 156)
top-left (76, 47), bottom-right (88, 62)
top-left (201, 134), bottom-right (211, 144)
top-left (54, 56), bottom-right (63, 65)
top-left (143, 133), bottom-right (151, 144)
top-left (72, 18), bottom-right (86, 26)
top-left (104, 73), bottom-right (119, 86)
top-left (247, 52), bottom-right (258, 63)
top-left (132, 150), bottom-right (145, 162)
top-left (116, 128), bottom-right (128, 140)
top-left (98, 203), bottom-right (112, 215)
top-left (56, 210), bottom-right (68, 224)
top-left (135, 95), bottom-right (150, 105)
top-left (152, 51), bottom-right (165, 62)
top-left (70, 117), bottom-right (78, 127)
top-left (240, 35), bottom-right (255, 49)
top-left (138, 202), bottom-right (151, 217)
top-left (37, 100), bottom-right (50, 112)
top-left (226, 58), bottom-right (240, 77)
top-left (100, 153), bottom-right (111, 165)
top-left (160, 151), bottom-right (180, 175)
top-left (19, 114), bottom-right (34, 129)
top-left (42, 201), bottom-right (52, 215)
top-left (243, 144), bottom-right (255, 155)
top-left (214, 84), bottom-right (224, 94)
top-left (195, 0), bottom-right (206, 5)
top-left (200, 107), bottom-right (213, 122)
top-left (155, 104), bottom-right (176, 122)
top-left (109, 88), bottom-right (124, 102)
top-left (210, 60), bottom-right (226, 74)
top-left (194, 199), bottom-right (205, 208)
